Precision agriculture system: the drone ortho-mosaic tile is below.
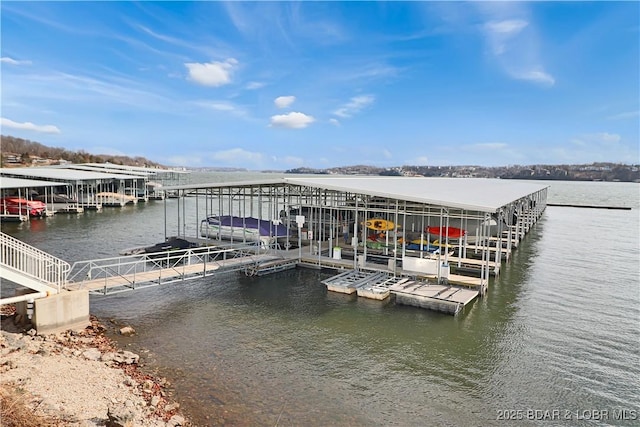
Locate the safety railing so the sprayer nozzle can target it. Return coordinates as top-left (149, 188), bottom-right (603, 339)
top-left (0, 232), bottom-right (71, 293)
top-left (66, 243), bottom-right (276, 294)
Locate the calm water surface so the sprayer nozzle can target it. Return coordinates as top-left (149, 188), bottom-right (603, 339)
top-left (2, 177), bottom-right (639, 426)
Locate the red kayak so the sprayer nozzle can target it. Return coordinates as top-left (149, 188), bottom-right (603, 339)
top-left (426, 226), bottom-right (466, 239)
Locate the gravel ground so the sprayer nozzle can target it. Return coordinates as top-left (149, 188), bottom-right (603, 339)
top-left (0, 314), bottom-right (189, 427)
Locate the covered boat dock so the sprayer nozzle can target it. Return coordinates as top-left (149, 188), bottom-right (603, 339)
top-left (0, 164), bottom-right (189, 210)
top-left (161, 176), bottom-right (548, 315)
top-left (0, 177), bottom-right (71, 220)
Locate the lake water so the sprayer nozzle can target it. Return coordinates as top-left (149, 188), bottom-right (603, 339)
top-left (2, 176), bottom-right (639, 426)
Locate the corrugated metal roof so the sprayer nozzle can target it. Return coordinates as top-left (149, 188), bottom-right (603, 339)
top-left (0, 167), bottom-right (142, 181)
top-left (53, 164), bottom-right (152, 177)
top-left (163, 176), bottom-right (548, 213)
top-left (81, 163), bottom-right (191, 174)
top-left (165, 178), bottom-right (285, 191)
top-left (0, 176), bottom-right (70, 190)
top-left (286, 177), bottom-right (548, 212)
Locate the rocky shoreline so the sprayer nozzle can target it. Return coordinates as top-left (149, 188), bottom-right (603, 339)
top-left (0, 309), bottom-right (190, 427)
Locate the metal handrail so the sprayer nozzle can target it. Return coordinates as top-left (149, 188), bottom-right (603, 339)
top-left (66, 243), bottom-right (271, 290)
top-left (0, 232), bottom-right (71, 293)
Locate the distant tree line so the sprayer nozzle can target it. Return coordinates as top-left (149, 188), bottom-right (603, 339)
top-left (0, 135), bottom-right (163, 167)
top-left (287, 162), bottom-right (640, 182)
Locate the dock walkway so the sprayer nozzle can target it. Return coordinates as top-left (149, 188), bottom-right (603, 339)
top-left (66, 246), bottom-right (283, 295)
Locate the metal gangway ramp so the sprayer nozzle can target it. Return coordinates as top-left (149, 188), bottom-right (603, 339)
top-left (0, 231), bottom-right (69, 305)
top-left (1, 230), bottom-right (294, 299)
top-left (65, 243), bottom-right (287, 295)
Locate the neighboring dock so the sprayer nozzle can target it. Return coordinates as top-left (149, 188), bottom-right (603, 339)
top-left (547, 203), bottom-right (631, 210)
top-left (0, 163), bottom-right (190, 219)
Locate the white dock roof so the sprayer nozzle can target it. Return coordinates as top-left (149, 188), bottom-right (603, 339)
top-left (52, 164), bottom-right (152, 177)
top-left (80, 163), bottom-right (190, 175)
top-left (287, 177), bottom-right (548, 212)
top-left (0, 167), bottom-right (142, 181)
top-left (0, 176), bottom-right (69, 190)
top-left (165, 176), bottom-right (548, 213)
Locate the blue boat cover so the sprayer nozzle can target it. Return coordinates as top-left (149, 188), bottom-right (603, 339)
top-left (206, 216), bottom-right (289, 237)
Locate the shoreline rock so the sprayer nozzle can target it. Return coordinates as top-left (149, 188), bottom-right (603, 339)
top-left (0, 313), bottom-right (190, 426)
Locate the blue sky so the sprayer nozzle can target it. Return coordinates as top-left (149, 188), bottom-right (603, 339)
top-left (1, 1), bottom-right (638, 170)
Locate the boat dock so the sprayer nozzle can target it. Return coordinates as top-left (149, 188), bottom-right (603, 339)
top-left (0, 163), bottom-right (189, 218)
top-left (2, 175), bottom-right (548, 333)
top-left (156, 176), bottom-right (548, 315)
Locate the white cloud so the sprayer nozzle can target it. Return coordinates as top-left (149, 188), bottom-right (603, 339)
top-left (246, 81), bottom-right (265, 90)
top-left (209, 148), bottom-right (263, 164)
top-left (572, 132), bottom-right (622, 145)
top-left (193, 100), bottom-right (247, 117)
top-left (480, 10), bottom-right (555, 87)
top-left (205, 103), bottom-right (235, 112)
top-left (467, 142), bottom-right (509, 150)
top-left (607, 110), bottom-right (640, 120)
top-left (269, 112), bottom-right (315, 129)
top-left (484, 19), bottom-right (528, 35)
top-left (86, 146), bottom-right (127, 156)
top-left (274, 96), bottom-right (296, 109)
top-left (185, 58), bottom-right (238, 87)
top-left (4, 70), bottom-right (176, 114)
top-left (339, 64), bottom-right (400, 83)
top-left (334, 95), bottom-right (375, 118)
top-left (1, 57), bottom-right (32, 66)
top-left (570, 138), bottom-right (586, 147)
top-left (414, 156), bottom-right (429, 165)
top-left (382, 149), bottom-right (392, 159)
top-left (593, 132), bottom-right (622, 144)
top-left (0, 117), bottom-right (60, 134)
top-left (513, 69), bottom-right (555, 86)
top-left (484, 19), bottom-right (529, 55)
top-left (558, 132), bottom-right (634, 163)
top-left (282, 156), bottom-right (304, 166)
top-left (329, 118), bottom-right (340, 126)
top-left (166, 154), bottom-right (203, 167)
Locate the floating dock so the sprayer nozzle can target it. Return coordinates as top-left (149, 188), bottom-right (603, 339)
top-left (321, 270), bottom-right (388, 295)
top-left (320, 268), bottom-right (480, 315)
top-left (389, 280), bottom-right (479, 316)
top-left (357, 276), bottom-right (410, 300)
